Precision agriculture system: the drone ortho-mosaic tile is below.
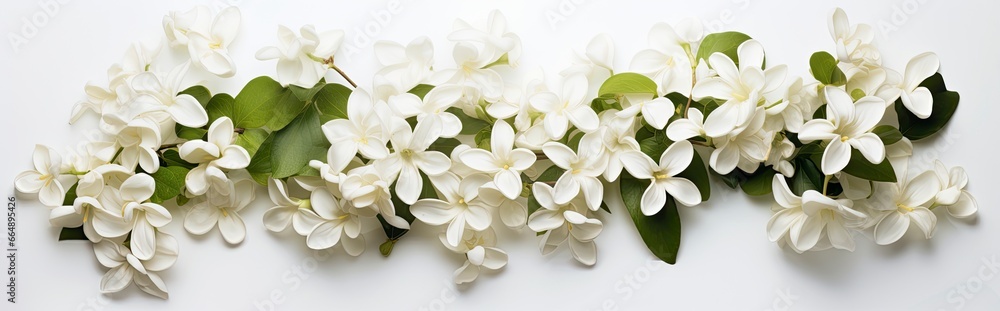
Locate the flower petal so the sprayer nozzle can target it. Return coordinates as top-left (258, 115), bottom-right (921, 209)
top-left (821, 139), bottom-right (851, 175)
top-left (874, 212), bottom-right (909, 245)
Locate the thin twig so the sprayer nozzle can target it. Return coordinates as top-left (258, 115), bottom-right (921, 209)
top-left (324, 56), bottom-right (357, 88)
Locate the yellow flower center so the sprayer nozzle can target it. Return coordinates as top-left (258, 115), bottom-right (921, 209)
top-left (840, 135), bottom-right (850, 142)
top-left (897, 204), bottom-right (914, 213)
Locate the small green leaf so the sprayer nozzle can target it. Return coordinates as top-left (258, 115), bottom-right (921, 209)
top-left (149, 166), bottom-right (190, 204)
top-left (62, 183), bottom-right (78, 206)
top-left (741, 168), bottom-right (776, 196)
top-left (474, 126), bottom-right (492, 151)
top-left (427, 138), bottom-right (461, 155)
top-left (813, 104), bottom-right (827, 119)
top-left (246, 134), bottom-right (274, 186)
top-left (270, 107), bottom-right (330, 179)
top-left (896, 73), bottom-right (959, 141)
top-left (676, 151), bottom-right (711, 201)
top-left (696, 31), bottom-right (752, 67)
top-left (598, 73), bottom-right (658, 98)
top-left (233, 128), bottom-right (269, 158)
top-left (809, 51), bottom-right (846, 86)
top-left (175, 126), bottom-right (207, 140)
top-left (790, 157), bottom-right (823, 196)
top-left (535, 165), bottom-right (565, 183)
top-left (179, 85), bottom-right (212, 108)
top-left (379, 239), bottom-right (397, 257)
top-left (288, 78), bottom-right (326, 102)
top-left (205, 93), bottom-right (236, 125)
top-left (408, 84), bottom-right (435, 100)
top-left (447, 107), bottom-right (490, 135)
top-left (314, 83), bottom-right (353, 123)
top-left (58, 227), bottom-right (88, 241)
top-left (380, 173), bottom-right (435, 255)
top-left (841, 149), bottom-right (896, 183)
top-left (161, 149), bottom-right (196, 169)
top-left (175, 195), bottom-right (190, 207)
top-left (639, 134), bottom-right (670, 160)
top-left (621, 177), bottom-right (681, 264)
top-left (872, 125), bottom-right (903, 145)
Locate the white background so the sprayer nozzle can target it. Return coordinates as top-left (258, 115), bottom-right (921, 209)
top-left (2, 0), bottom-right (999, 310)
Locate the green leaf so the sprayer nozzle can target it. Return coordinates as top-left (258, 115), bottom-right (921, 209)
top-left (408, 84), bottom-right (435, 100)
top-left (474, 125), bottom-right (492, 151)
top-left (598, 73), bottom-right (658, 98)
top-left (813, 104), bottom-right (827, 119)
top-left (790, 157), bottom-right (823, 196)
top-left (841, 149), bottom-right (896, 182)
top-left (62, 183), bottom-right (78, 206)
top-left (872, 125), bottom-right (903, 145)
top-left (896, 73), bottom-right (959, 141)
top-left (234, 128), bottom-right (269, 158)
top-left (205, 93), bottom-right (236, 125)
top-left (149, 166), bottom-right (190, 204)
top-left (565, 131), bottom-right (585, 151)
top-left (535, 165), bottom-right (565, 183)
top-left (208, 76), bottom-right (308, 131)
top-left (448, 107), bottom-right (491, 135)
top-left (314, 83), bottom-right (353, 124)
top-left (58, 227), bottom-right (88, 241)
top-left (696, 31), bottom-right (752, 67)
top-left (741, 168), bottom-right (776, 196)
top-left (246, 134), bottom-right (274, 186)
top-left (161, 149), bottom-right (196, 169)
top-left (179, 85), bottom-right (212, 108)
top-left (288, 78), bottom-right (326, 102)
top-left (175, 126), bottom-right (207, 140)
top-left (621, 177), bottom-right (681, 264)
top-left (676, 151), bottom-right (711, 201)
top-left (380, 173), bottom-right (435, 256)
top-left (639, 134), bottom-right (670, 160)
top-left (270, 107), bottom-right (330, 179)
top-left (175, 195), bottom-right (190, 207)
top-left (427, 138), bottom-right (461, 155)
top-left (809, 51), bottom-right (846, 86)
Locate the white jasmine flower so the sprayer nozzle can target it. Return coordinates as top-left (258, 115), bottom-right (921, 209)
top-left (305, 188), bottom-right (367, 256)
top-left (692, 40), bottom-right (787, 138)
top-left (767, 175), bottom-right (867, 252)
top-left (129, 63), bottom-right (209, 129)
top-left (178, 117), bottom-right (251, 196)
top-left (477, 181), bottom-right (528, 229)
top-left (263, 179), bottom-right (323, 236)
top-left (321, 88), bottom-right (391, 166)
top-left (871, 170), bottom-right (941, 245)
top-left (615, 95), bottom-right (674, 130)
top-left (561, 34), bottom-right (615, 79)
top-left (94, 232), bottom-right (178, 299)
top-left (411, 173), bottom-right (493, 248)
top-left (932, 161), bottom-right (977, 219)
top-left (620, 140), bottom-right (701, 215)
top-left (184, 179), bottom-right (254, 244)
top-left (527, 182), bottom-right (603, 266)
top-left (877, 52), bottom-right (939, 119)
top-left (14, 145), bottom-right (75, 207)
top-left (116, 174), bottom-right (173, 260)
top-left (629, 19), bottom-right (703, 95)
top-left (829, 8), bottom-right (875, 64)
top-left (256, 25), bottom-right (345, 87)
top-left (529, 74), bottom-right (600, 139)
top-left (454, 245), bottom-right (508, 285)
top-left (542, 137), bottom-right (608, 211)
top-left (798, 87), bottom-right (886, 175)
top-left (379, 120), bottom-right (452, 204)
top-left (459, 120), bottom-right (536, 199)
top-left (186, 7), bottom-right (241, 77)
top-left (339, 164), bottom-right (410, 229)
top-left (387, 85), bottom-right (465, 138)
top-left (162, 6), bottom-right (212, 47)
top-left (448, 10), bottom-right (521, 67)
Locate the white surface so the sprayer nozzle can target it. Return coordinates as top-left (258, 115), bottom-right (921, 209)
top-left (2, 0), bottom-right (999, 310)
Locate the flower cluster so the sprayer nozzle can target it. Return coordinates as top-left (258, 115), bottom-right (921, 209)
top-left (13, 6), bottom-right (976, 299)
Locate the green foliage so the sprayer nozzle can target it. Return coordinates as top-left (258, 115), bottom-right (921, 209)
top-left (288, 78), bottom-right (326, 102)
top-left (161, 149), bottom-right (196, 169)
top-left (872, 125), bottom-right (903, 145)
top-left (449, 107), bottom-right (491, 135)
top-left (269, 107), bottom-right (330, 179)
top-left (207, 76), bottom-right (309, 131)
top-left (598, 73), bottom-right (658, 98)
top-left (380, 173), bottom-right (435, 256)
top-left (178, 85), bottom-right (212, 108)
top-left (149, 166), bottom-right (190, 204)
top-left (427, 138), bottom-right (461, 155)
top-left (246, 134), bottom-right (274, 186)
top-left (696, 31), bottom-right (752, 67)
top-left (621, 176), bottom-right (681, 264)
top-left (896, 73), bottom-right (960, 140)
top-left (809, 51), bottom-right (846, 86)
top-left (234, 128), bottom-right (269, 158)
top-left (58, 227), bottom-right (87, 241)
top-left (741, 168), bottom-right (776, 196)
top-left (408, 84), bottom-right (435, 100)
top-left (314, 83), bottom-right (352, 123)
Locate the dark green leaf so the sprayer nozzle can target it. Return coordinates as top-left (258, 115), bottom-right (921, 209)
top-left (205, 93), bottom-right (236, 125)
top-left (427, 138), bottom-right (461, 155)
top-left (270, 107), bottom-right (329, 179)
top-left (676, 149), bottom-right (711, 201)
top-left (149, 166), bottom-right (190, 204)
top-left (535, 165), bottom-right (566, 183)
top-left (621, 177), bottom-right (681, 264)
top-left (741, 168), bottom-right (776, 196)
top-left (474, 125), bottom-right (492, 151)
top-left (696, 31), bottom-right (752, 67)
top-left (58, 227), bottom-right (88, 241)
top-left (872, 125), bottom-right (903, 145)
top-left (790, 157), bottom-right (823, 196)
top-left (62, 183), bottom-right (78, 206)
top-left (380, 173), bottom-right (435, 256)
top-left (841, 149), bottom-right (896, 182)
top-left (896, 73), bottom-right (959, 140)
top-left (175, 126), bottom-right (207, 140)
top-left (314, 83), bottom-right (353, 124)
top-left (161, 149), bottom-right (196, 169)
top-left (809, 51), bottom-right (846, 86)
top-left (447, 107), bottom-right (491, 135)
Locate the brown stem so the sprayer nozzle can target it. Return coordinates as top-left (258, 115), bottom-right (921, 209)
top-left (325, 56), bottom-right (357, 88)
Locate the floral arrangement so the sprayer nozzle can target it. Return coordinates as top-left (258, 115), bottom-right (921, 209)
top-left (12, 6), bottom-right (977, 298)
